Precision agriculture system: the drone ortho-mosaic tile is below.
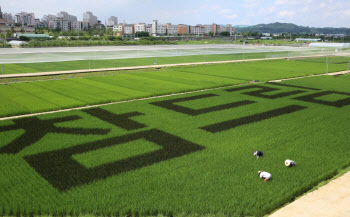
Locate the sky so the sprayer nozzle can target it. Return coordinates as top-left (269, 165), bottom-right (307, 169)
top-left (1, 0), bottom-right (350, 28)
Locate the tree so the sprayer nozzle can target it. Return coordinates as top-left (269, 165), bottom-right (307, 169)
top-left (105, 28), bottom-right (113, 36)
top-left (19, 36), bottom-right (30, 41)
top-left (135, 31), bottom-right (150, 37)
top-left (219, 31), bottom-right (230, 37)
top-left (209, 31), bottom-right (214, 37)
top-left (6, 30), bottom-right (12, 38)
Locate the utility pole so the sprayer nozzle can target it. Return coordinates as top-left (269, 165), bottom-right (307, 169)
top-left (326, 56), bottom-right (329, 74)
top-left (2, 64), bottom-right (3, 75)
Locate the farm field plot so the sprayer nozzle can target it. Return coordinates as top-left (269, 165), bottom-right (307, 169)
top-left (0, 75), bottom-right (349, 216)
top-left (0, 58), bottom-right (347, 118)
top-left (1, 51), bottom-right (287, 75)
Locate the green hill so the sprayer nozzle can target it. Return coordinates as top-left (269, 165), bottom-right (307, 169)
top-left (236, 22), bottom-right (350, 34)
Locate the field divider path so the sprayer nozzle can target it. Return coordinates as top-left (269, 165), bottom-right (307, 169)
top-left (0, 54), bottom-right (338, 79)
top-left (1, 70), bottom-right (349, 121)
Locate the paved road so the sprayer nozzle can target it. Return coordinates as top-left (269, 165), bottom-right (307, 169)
top-left (270, 171), bottom-right (350, 217)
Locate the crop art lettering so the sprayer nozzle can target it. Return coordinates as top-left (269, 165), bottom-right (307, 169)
top-left (294, 91), bottom-right (350, 107)
top-left (83, 108), bottom-right (147, 130)
top-left (225, 85), bottom-right (306, 99)
top-left (0, 116), bottom-right (110, 154)
top-left (24, 129), bottom-right (204, 191)
top-left (200, 105), bottom-right (307, 133)
top-left (150, 93), bottom-right (255, 116)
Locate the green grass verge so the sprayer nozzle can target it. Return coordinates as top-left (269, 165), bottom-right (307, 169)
top-left (0, 75), bottom-right (349, 216)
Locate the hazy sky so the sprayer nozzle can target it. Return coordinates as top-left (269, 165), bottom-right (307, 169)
top-left (1, 0), bottom-right (350, 27)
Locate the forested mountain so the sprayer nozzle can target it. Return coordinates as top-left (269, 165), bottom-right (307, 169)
top-left (236, 22), bottom-right (350, 34)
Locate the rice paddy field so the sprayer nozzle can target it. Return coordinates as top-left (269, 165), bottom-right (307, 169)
top-left (0, 54), bottom-right (349, 216)
top-left (0, 57), bottom-right (349, 118)
top-left (1, 51), bottom-right (288, 75)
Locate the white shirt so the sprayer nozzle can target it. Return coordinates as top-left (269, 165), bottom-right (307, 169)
top-left (260, 172), bottom-right (271, 180)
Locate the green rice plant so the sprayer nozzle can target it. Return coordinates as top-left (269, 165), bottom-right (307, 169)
top-left (0, 75), bottom-right (349, 216)
top-left (0, 59), bottom-right (347, 119)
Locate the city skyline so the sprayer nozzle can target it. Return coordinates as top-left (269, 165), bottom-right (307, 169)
top-left (1, 0), bottom-right (350, 28)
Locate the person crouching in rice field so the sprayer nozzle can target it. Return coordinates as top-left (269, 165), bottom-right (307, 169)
top-left (253, 151), bottom-right (263, 159)
top-left (258, 171), bottom-right (271, 182)
top-left (285, 159), bottom-right (296, 167)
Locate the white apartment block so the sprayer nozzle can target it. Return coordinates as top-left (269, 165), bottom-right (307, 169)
top-left (108, 16), bottom-right (118, 26)
top-left (113, 24), bottom-right (124, 33)
top-left (135, 23), bottom-right (146, 32)
top-left (152, 20), bottom-right (166, 36)
top-left (83, 11), bottom-right (98, 27)
top-left (166, 24), bottom-right (178, 35)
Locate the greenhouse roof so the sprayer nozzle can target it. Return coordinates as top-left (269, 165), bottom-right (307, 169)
top-left (16, 34), bottom-right (50, 38)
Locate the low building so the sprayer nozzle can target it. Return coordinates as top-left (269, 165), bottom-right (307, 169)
top-left (166, 24), bottom-right (178, 35)
top-left (295, 38), bottom-right (321, 42)
top-left (113, 24), bottom-right (124, 33)
top-left (124, 24), bottom-right (134, 34)
top-left (178, 24), bottom-right (189, 35)
top-left (135, 23), bottom-right (146, 33)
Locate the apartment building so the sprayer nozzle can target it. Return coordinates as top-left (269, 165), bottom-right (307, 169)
top-left (135, 23), bottom-right (146, 32)
top-left (14, 12), bottom-right (36, 26)
top-left (108, 16), bottom-right (118, 26)
top-left (54, 19), bottom-right (71, 31)
top-left (42, 14), bottom-right (56, 29)
top-left (83, 11), bottom-right (98, 27)
top-left (178, 24), bottom-right (189, 35)
top-left (3, 13), bottom-right (15, 26)
top-left (124, 24), bottom-right (134, 34)
top-left (72, 21), bottom-right (82, 32)
top-left (113, 23), bottom-right (124, 33)
top-left (146, 24), bottom-right (152, 34)
top-left (57, 11), bottom-right (77, 23)
top-left (152, 20), bottom-right (166, 36)
top-left (166, 24), bottom-right (178, 35)
top-left (218, 24), bottom-right (235, 35)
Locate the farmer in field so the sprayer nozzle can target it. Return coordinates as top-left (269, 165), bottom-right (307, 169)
top-left (258, 171), bottom-right (271, 182)
top-left (285, 159), bottom-right (296, 167)
top-left (253, 151), bottom-right (263, 159)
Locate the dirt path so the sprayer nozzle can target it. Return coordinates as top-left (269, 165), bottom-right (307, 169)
top-left (270, 171), bottom-right (350, 217)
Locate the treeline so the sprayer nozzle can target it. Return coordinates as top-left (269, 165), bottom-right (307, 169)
top-left (237, 22), bottom-right (350, 34)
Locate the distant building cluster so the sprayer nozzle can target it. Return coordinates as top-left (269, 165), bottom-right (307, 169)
top-left (113, 20), bottom-right (235, 37)
top-left (0, 5), bottom-right (236, 36)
